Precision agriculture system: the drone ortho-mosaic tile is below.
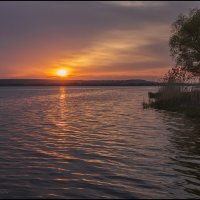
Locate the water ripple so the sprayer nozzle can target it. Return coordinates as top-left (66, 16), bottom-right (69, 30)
top-left (0, 86), bottom-right (200, 199)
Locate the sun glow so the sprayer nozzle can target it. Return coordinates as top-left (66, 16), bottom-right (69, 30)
top-left (56, 69), bottom-right (69, 77)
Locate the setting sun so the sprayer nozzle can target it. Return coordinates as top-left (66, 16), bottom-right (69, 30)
top-left (56, 69), bottom-right (69, 77)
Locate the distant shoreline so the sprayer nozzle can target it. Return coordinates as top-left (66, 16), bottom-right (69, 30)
top-left (0, 79), bottom-right (160, 87)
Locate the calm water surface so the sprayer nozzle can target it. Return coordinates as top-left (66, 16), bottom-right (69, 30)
top-left (0, 86), bottom-right (200, 199)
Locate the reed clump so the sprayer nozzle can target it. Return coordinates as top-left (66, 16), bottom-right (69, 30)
top-left (147, 87), bottom-right (200, 118)
top-left (144, 67), bottom-right (200, 118)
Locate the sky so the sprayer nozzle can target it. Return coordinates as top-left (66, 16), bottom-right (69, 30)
top-left (0, 1), bottom-right (199, 80)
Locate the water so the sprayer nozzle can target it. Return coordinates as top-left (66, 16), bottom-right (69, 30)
top-left (0, 86), bottom-right (200, 199)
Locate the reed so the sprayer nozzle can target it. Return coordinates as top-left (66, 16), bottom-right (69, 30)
top-left (145, 85), bottom-right (200, 118)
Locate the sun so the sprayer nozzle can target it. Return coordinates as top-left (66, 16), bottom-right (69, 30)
top-left (56, 69), bottom-right (69, 77)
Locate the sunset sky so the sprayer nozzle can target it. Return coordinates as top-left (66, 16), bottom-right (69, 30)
top-left (0, 1), bottom-right (199, 80)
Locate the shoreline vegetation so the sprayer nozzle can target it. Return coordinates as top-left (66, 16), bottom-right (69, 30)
top-left (144, 8), bottom-right (200, 119)
top-left (143, 86), bottom-right (200, 118)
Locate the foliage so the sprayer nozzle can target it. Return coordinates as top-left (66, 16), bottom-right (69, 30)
top-left (162, 66), bottom-right (193, 84)
top-left (144, 8), bottom-right (200, 119)
top-left (169, 9), bottom-right (200, 76)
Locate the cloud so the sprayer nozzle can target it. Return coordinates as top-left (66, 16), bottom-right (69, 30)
top-left (102, 1), bottom-right (167, 8)
top-left (0, 1), bottom-right (199, 79)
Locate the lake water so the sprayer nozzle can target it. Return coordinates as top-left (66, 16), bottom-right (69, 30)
top-left (0, 86), bottom-right (200, 199)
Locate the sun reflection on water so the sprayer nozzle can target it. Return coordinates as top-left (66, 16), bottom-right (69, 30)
top-left (58, 87), bottom-right (67, 128)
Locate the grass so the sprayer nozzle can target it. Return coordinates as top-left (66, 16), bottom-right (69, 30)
top-left (144, 85), bottom-right (200, 118)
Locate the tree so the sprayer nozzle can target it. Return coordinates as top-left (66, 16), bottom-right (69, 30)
top-left (162, 66), bottom-right (193, 84)
top-left (169, 9), bottom-right (200, 76)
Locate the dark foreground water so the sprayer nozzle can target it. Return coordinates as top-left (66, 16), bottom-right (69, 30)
top-left (0, 86), bottom-right (200, 199)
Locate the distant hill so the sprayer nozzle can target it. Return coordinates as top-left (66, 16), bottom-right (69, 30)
top-left (0, 79), bottom-right (159, 86)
